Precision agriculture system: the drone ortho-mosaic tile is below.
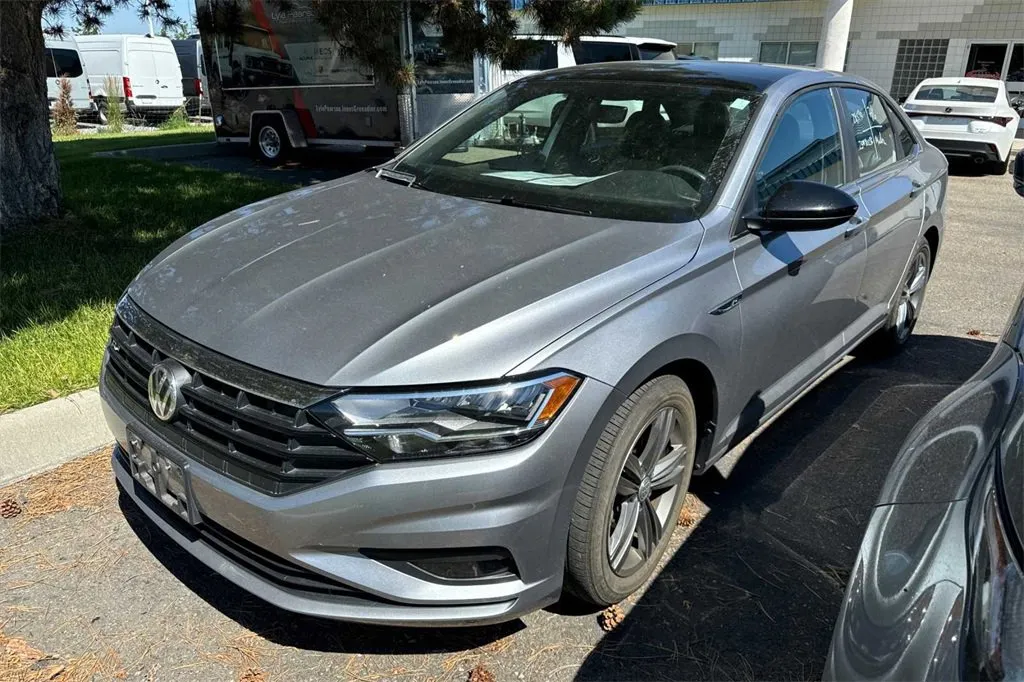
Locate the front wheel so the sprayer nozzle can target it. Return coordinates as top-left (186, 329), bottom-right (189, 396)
top-left (565, 375), bottom-right (697, 606)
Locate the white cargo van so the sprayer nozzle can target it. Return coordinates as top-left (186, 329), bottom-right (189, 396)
top-left (76, 35), bottom-right (184, 123)
top-left (44, 38), bottom-right (94, 116)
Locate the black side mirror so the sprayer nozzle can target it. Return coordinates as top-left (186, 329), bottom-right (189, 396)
top-left (746, 180), bottom-right (859, 232)
top-left (1014, 150), bottom-right (1024, 199)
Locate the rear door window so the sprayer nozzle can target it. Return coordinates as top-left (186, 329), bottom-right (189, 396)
top-left (839, 88), bottom-right (898, 176)
top-left (572, 41), bottom-right (634, 65)
top-left (885, 105), bottom-right (917, 158)
top-left (45, 48), bottom-right (84, 78)
top-left (637, 43), bottom-right (676, 61)
top-left (516, 40), bottom-right (559, 71)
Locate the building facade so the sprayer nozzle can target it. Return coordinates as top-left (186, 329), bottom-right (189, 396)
top-left (615, 0), bottom-right (1023, 101)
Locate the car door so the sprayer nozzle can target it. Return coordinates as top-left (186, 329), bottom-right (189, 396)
top-left (731, 87), bottom-right (869, 420)
top-left (838, 87), bottom-right (926, 322)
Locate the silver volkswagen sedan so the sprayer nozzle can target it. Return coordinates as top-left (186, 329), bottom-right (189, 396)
top-left (103, 60), bottom-right (948, 625)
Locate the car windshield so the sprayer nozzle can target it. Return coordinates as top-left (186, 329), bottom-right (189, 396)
top-left (914, 85), bottom-right (999, 103)
top-left (394, 78), bottom-right (760, 222)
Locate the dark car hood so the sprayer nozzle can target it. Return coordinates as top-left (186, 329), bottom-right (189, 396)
top-left (129, 173), bottom-right (701, 387)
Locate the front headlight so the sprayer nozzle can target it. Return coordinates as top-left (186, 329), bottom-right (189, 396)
top-left (310, 372), bottom-right (581, 461)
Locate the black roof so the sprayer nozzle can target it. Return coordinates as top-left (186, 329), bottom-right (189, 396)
top-left (522, 60), bottom-right (804, 93)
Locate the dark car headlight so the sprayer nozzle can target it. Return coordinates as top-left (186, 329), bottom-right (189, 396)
top-left (310, 372), bottom-right (581, 462)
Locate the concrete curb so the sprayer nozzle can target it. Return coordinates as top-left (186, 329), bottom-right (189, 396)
top-left (0, 388), bottom-right (113, 487)
top-left (93, 141), bottom-right (229, 161)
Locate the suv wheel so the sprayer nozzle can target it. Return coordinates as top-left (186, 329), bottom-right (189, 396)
top-left (565, 375), bottom-right (697, 606)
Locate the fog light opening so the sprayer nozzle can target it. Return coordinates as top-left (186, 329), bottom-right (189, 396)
top-left (362, 547), bottom-right (519, 583)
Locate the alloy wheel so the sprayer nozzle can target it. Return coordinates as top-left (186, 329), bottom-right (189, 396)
top-left (607, 406), bottom-right (690, 576)
top-left (894, 250), bottom-right (929, 342)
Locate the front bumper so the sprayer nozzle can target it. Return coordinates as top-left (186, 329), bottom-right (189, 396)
top-left (103, 368), bottom-right (611, 626)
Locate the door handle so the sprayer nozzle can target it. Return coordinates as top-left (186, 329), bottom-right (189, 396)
top-left (844, 215), bottom-right (865, 239)
top-left (909, 180), bottom-right (925, 198)
top-left (710, 293), bottom-right (742, 316)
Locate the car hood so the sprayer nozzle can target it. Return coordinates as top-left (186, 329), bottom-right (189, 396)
top-left (129, 173), bottom-right (702, 388)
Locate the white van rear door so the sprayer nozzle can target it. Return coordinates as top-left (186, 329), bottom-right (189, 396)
top-left (126, 47), bottom-right (159, 105)
top-left (127, 44), bottom-right (182, 108)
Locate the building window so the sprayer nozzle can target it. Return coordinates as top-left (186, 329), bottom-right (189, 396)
top-left (1008, 44), bottom-right (1024, 85)
top-left (961, 42), bottom-right (1024, 96)
top-left (890, 39), bottom-right (948, 102)
top-left (758, 41), bottom-right (818, 67)
top-left (676, 42), bottom-right (720, 60)
top-left (965, 43), bottom-right (1007, 80)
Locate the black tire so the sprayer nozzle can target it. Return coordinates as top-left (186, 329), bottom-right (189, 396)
top-left (96, 99), bottom-right (109, 125)
top-left (251, 118), bottom-right (290, 163)
top-left (565, 375), bottom-right (697, 606)
top-left (989, 155), bottom-right (1009, 176)
top-left (861, 238), bottom-right (932, 356)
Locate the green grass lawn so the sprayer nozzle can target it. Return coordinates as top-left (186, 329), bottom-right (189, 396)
top-left (0, 127), bottom-right (296, 412)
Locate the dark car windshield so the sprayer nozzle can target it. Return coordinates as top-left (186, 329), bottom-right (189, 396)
top-left (394, 78), bottom-right (760, 222)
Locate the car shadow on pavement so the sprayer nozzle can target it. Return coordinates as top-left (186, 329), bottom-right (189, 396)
top-left (575, 333), bottom-right (994, 681)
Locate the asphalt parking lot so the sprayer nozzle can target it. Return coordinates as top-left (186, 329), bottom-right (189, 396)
top-left (1, 161), bottom-right (1023, 682)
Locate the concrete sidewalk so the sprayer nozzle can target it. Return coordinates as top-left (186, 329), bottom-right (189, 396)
top-left (0, 388), bottom-right (112, 487)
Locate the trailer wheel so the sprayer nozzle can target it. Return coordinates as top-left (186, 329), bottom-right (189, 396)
top-left (251, 117), bottom-right (290, 163)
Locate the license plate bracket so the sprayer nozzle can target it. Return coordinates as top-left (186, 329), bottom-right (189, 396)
top-left (126, 427), bottom-right (199, 525)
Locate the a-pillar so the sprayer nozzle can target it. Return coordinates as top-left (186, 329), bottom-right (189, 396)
top-left (818, 0), bottom-right (854, 71)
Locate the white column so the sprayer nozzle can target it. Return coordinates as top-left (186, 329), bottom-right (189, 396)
top-left (818, 0), bottom-right (854, 71)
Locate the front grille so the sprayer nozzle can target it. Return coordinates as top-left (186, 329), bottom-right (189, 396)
top-left (105, 309), bottom-right (372, 495)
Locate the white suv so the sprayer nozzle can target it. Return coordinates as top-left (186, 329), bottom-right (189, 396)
top-left (903, 77), bottom-right (1020, 175)
top-left (491, 36), bottom-right (677, 138)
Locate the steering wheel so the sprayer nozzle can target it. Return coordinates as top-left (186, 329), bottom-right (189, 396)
top-left (656, 164), bottom-right (707, 188)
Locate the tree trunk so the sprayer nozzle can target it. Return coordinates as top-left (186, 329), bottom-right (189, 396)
top-left (0, 1), bottom-right (62, 234)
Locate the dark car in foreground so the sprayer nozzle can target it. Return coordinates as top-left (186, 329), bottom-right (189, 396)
top-left (825, 153), bottom-right (1024, 680)
top-left (103, 61), bottom-right (947, 625)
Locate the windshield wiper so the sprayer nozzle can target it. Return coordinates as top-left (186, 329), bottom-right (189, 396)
top-left (465, 195), bottom-right (593, 217)
top-left (377, 168), bottom-right (417, 187)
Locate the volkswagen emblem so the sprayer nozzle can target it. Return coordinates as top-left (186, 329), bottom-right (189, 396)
top-left (147, 361), bottom-right (189, 421)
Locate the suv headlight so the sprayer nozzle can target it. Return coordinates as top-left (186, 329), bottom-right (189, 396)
top-left (310, 372), bottom-right (581, 462)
